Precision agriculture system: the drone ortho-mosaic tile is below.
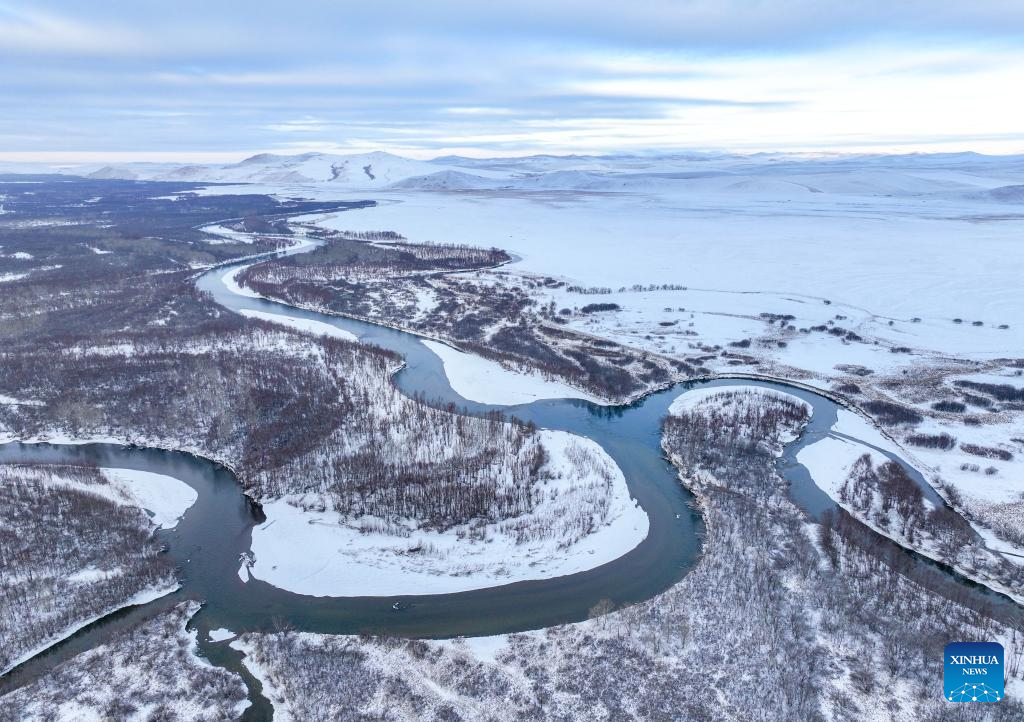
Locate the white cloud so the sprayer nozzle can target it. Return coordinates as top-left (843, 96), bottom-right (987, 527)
top-left (262, 117), bottom-right (329, 133)
top-left (0, 2), bottom-right (1022, 156)
top-left (0, 5), bottom-right (145, 56)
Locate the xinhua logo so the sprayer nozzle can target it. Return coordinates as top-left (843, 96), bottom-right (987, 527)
top-left (944, 642), bottom-right (1004, 702)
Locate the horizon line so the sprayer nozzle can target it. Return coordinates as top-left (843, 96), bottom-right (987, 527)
top-left (1, 144), bottom-right (1023, 167)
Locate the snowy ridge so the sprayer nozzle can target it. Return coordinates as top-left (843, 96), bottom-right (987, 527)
top-left (77, 151), bottom-right (513, 188)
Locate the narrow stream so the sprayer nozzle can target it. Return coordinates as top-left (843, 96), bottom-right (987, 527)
top-left (2, 240), bottom-right (1020, 718)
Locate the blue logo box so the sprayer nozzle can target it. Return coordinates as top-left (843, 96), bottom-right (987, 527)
top-left (944, 642), bottom-right (1004, 702)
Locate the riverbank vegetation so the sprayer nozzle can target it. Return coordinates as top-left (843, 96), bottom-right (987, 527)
top-left (0, 177), bottom-right (631, 602)
top-left (0, 602), bottom-right (248, 721)
top-left (0, 463), bottom-right (177, 675)
top-left (825, 450), bottom-right (1024, 603)
top-left (231, 388), bottom-right (1024, 721)
top-left (237, 229), bottom-right (690, 401)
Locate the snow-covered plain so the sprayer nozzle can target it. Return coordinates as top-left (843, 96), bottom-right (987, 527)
top-left (315, 175), bottom-right (1024, 341)
top-left (244, 429), bottom-right (648, 596)
top-left (10, 149), bottom-right (1024, 607)
top-left (422, 339), bottom-right (603, 405)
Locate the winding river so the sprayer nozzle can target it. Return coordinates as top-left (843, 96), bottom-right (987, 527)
top-left (1, 237), bottom-right (1021, 717)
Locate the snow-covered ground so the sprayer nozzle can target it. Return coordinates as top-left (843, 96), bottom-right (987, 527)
top-left (1, 584), bottom-right (176, 679)
top-left (796, 408), bottom-right (919, 501)
top-left (231, 381), bottom-right (1024, 721)
top-left (423, 339), bottom-right (603, 405)
top-left (100, 468), bottom-right (198, 530)
top-left (244, 429), bottom-right (648, 596)
top-left (668, 385), bottom-right (809, 419)
top-left (314, 186), bottom-right (1024, 348)
top-left (238, 309), bottom-right (358, 342)
top-left (280, 154), bottom-right (1022, 380)
top-left (182, 149), bottom-right (1024, 592)
top-left (9, 148), bottom-right (1023, 622)
top-left (2, 602), bottom-right (249, 722)
top-left (797, 408), bottom-right (1024, 603)
top-left (797, 435), bottom-right (882, 502)
top-left (274, 151), bottom-right (1024, 556)
top-left (0, 393), bottom-right (43, 406)
top-left (0, 464), bottom-right (180, 675)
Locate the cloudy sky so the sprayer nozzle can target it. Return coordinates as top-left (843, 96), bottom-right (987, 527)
top-left (2, 1), bottom-right (1023, 161)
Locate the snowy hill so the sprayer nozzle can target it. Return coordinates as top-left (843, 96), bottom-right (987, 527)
top-left (390, 169), bottom-right (499, 190)
top-left (5, 150), bottom-right (1024, 199)
top-left (981, 184), bottom-right (1024, 203)
top-left (79, 152), bottom-right (511, 188)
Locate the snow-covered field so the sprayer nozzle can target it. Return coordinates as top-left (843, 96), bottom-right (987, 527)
top-left (315, 173), bottom-right (1024, 341)
top-left (245, 429), bottom-right (648, 595)
top-left (285, 154), bottom-right (1022, 374)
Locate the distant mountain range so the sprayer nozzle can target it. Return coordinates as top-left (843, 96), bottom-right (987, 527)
top-left (84, 151), bottom-right (507, 188)
top-left (2, 149), bottom-right (1024, 200)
